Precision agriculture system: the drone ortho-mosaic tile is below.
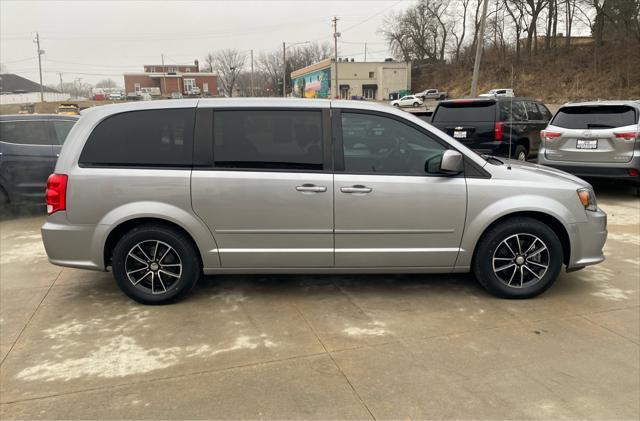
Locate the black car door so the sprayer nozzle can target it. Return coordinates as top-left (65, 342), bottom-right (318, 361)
top-left (0, 119), bottom-right (57, 203)
top-left (523, 101), bottom-right (547, 156)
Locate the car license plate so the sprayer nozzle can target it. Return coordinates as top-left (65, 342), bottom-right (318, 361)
top-left (576, 139), bottom-right (597, 149)
top-left (453, 130), bottom-right (467, 139)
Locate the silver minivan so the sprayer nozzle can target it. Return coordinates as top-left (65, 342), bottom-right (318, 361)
top-left (42, 99), bottom-right (607, 304)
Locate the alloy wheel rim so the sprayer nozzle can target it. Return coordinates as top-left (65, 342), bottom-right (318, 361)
top-left (518, 152), bottom-right (527, 161)
top-left (125, 240), bottom-right (182, 295)
top-left (492, 233), bottom-right (549, 288)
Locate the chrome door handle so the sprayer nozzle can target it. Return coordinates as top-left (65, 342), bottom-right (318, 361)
top-left (340, 185), bottom-right (372, 194)
top-left (296, 184), bottom-right (327, 193)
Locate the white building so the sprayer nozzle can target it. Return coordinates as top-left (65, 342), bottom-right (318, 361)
top-left (291, 58), bottom-right (411, 101)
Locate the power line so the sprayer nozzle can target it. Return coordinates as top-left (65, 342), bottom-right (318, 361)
top-left (341, 0), bottom-right (404, 33)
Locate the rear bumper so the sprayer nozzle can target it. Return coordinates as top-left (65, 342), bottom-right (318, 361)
top-left (41, 213), bottom-right (105, 270)
top-left (538, 154), bottom-right (640, 182)
top-left (567, 209), bottom-right (608, 270)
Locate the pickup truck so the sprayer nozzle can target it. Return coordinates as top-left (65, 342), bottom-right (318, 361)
top-left (415, 89), bottom-right (448, 101)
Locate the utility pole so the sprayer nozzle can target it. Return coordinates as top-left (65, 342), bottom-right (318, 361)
top-left (250, 49), bottom-right (254, 97)
top-left (57, 72), bottom-right (63, 93)
top-left (34, 32), bottom-right (45, 102)
top-left (161, 53), bottom-right (166, 95)
top-left (470, 0), bottom-right (489, 97)
top-left (282, 42), bottom-right (286, 97)
top-left (332, 16), bottom-right (340, 99)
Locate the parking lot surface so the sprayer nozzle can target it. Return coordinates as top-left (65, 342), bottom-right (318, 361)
top-left (0, 182), bottom-right (638, 419)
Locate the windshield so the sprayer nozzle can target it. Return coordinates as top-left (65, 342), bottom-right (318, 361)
top-left (552, 105), bottom-right (637, 129)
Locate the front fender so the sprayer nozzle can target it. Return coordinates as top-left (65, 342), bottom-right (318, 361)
top-left (456, 191), bottom-right (580, 269)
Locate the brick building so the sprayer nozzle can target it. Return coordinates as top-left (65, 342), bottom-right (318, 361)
top-left (124, 60), bottom-right (218, 96)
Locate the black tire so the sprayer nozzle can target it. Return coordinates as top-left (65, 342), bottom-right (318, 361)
top-left (412, 102), bottom-right (419, 107)
top-left (112, 224), bottom-right (201, 304)
top-left (472, 217), bottom-right (563, 299)
top-left (514, 145), bottom-right (528, 161)
top-left (393, 103), bottom-right (400, 107)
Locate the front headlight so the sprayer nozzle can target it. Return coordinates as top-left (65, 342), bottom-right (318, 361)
top-left (577, 188), bottom-right (598, 212)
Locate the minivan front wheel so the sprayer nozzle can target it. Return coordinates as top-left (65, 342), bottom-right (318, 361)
top-left (112, 224), bottom-right (200, 304)
top-left (473, 217), bottom-right (562, 298)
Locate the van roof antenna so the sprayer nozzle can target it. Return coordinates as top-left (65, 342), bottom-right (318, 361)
top-left (507, 64), bottom-right (514, 170)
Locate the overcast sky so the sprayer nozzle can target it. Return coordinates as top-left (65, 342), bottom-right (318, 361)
top-left (1, 0), bottom-right (412, 87)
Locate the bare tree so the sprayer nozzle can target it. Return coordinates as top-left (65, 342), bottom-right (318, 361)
top-left (210, 49), bottom-right (246, 97)
top-left (257, 50), bottom-right (282, 96)
top-left (451, 0), bottom-right (472, 63)
top-left (95, 79), bottom-right (117, 89)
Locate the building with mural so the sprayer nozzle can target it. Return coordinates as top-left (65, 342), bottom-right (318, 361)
top-left (291, 58), bottom-right (411, 101)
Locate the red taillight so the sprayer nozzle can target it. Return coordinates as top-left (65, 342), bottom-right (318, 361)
top-left (614, 131), bottom-right (639, 141)
top-left (629, 168), bottom-right (639, 177)
top-left (494, 121), bottom-right (504, 141)
top-left (541, 130), bottom-right (561, 141)
top-left (45, 174), bottom-right (68, 215)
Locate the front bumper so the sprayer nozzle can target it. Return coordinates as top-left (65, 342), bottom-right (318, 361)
top-left (567, 208), bottom-right (608, 270)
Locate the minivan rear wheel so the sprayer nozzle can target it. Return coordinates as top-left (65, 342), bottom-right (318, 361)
top-left (472, 217), bottom-right (563, 298)
top-left (112, 224), bottom-right (200, 304)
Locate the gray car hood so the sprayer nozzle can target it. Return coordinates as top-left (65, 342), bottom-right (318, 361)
top-left (489, 159), bottom-right (590, 188)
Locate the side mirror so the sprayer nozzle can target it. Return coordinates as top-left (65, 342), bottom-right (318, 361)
top-left (439, 150), bottom-right (464, 174)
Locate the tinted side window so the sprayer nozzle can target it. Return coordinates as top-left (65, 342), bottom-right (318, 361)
top-left (536, 103), bottom-right (552, 120)
top-left (213, 110), bottom-right (323, 170)
top-left (551, 106), bottom-right (637, 129)
top-left (52, 120), bottom-right (76, 145)
top-left (525, 101), bottom-right (542, 120)
top-left (499, 101), bottom-right (527, 121)
top-left (79, 109), bottom-right (195, 166)
top-left (0, 121), bottom-right (52, 145)
top-left (341, 112), bottom-right (446, 175)
top-left (432, 103), bottom-right (496, 123)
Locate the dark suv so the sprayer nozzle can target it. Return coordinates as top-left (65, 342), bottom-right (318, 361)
top-left (0, 114), bottom-right (78, 205)
top-left (430, 98), bottom-right (552, 161)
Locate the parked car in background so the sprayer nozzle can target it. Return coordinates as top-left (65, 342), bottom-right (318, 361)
top-left (390, 95), bottom-right (423, 108)
top-left (140, 92), bottom-right (153, 101)
top-left (0, 114), bottom-right (78, 206)
top-left (56, 103), bottom-right (80, 116)
top-left (126, 92), bottom-right (140, 101)
top-left (42, 99), bottom-right (606, 304)
top-left (430, 97), bottom-right (552, 161)
top-left (479, 89), bottom-right (514, 98)
top-left (538, 101), bottom-right (639, 193)
top-left (415, 89), bottom-right (448, 101)
top-left (185, 87), bottom-right (201, 96)
top-left (170, 92), bottom-right (184, 99)
top-left (108, 92), bottom-right (123, 100)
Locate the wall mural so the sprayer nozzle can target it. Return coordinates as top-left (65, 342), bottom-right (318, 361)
top-left (292, 67), bottom-right (331, 98)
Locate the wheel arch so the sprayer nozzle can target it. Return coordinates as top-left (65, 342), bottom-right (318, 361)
top-left (470, 211), bottom-right (571, 268)
top-left (103, 217), bottom-right (203, 270)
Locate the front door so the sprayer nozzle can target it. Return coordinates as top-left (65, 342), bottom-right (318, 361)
top-left (333, 110), bottom-right (467, 267)
top-left (191, 108), bottom-right (334, 268)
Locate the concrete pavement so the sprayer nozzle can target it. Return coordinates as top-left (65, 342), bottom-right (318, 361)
top-left (0, 181), bottom-right (638, 419)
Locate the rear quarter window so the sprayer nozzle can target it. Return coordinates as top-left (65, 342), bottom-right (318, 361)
top-left (79, 109), bottom-right (195, 167)
top-left (551, 105), bottom-right (638, 129)
top-left (432, 103), bottom-right (496, 123)
top-left (0, 120), bottom-right (52, 145)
